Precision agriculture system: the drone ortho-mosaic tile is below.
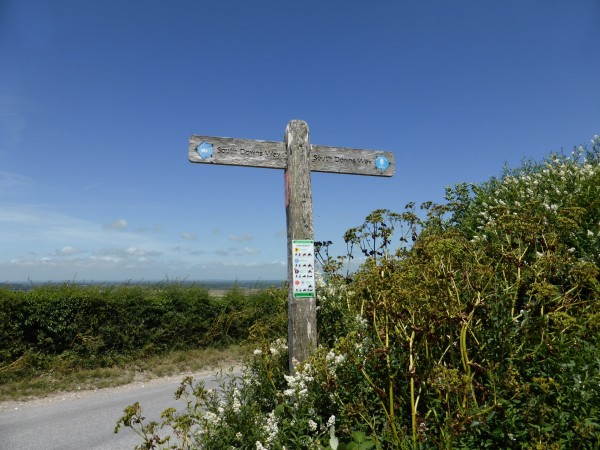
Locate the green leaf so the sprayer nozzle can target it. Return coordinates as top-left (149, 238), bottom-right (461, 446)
top-left (352, 431), bottom-right (367, 443)
top-left (274, 403), bottom-right (285, 416)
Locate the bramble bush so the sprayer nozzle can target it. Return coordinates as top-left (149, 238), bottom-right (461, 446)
top-left (119, 137), bottom-right (600, 449)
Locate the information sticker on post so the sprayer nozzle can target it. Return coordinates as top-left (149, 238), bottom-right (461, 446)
top-left (292, 240), bottom-right (315, 298)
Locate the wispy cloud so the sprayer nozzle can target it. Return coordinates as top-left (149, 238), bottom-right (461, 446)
top-left (103, 219), bottom-right (128, 231)
top-left (0, 206), bottom-right (164, 260)
top-left (228, 233), bottom-right (253, 242)
top-left (61, 246), bottom-right (81, 255)
top-left (94, 247), bottom-right (162, 258)
top-left (213, 246), bottom-right (261, 257)
top-left (49, 246), bottom-right (83, 256)
top-left (181, 232), bottom-right (197, 241)
top-left (135, 224), bottom-right (162, 234)
top-left (0, 171), bottom-right (32, 194)
top-left (126, 247), bottom-right (162, 257)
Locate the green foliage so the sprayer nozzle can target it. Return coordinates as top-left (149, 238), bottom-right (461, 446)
top-left (315, 275), bottom-right (362, 348)
top-left (119, 135), bottom-right (599, 448)
top-left (0, 283), bottom-right (287, 384)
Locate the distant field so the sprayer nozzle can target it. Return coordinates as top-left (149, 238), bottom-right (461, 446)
top-left (2, 279), bottom-right (285, 292)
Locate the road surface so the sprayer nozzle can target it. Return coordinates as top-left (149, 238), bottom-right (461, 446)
top-left (0, 368), bottom-right (238, 450)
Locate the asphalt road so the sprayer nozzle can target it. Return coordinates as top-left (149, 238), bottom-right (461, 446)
top-left (0, 370), bottom-right (233, 450)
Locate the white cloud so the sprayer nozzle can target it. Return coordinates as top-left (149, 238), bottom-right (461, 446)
top-left (103, 219), bottom-right (128, 231)
top-left (181, 232), bottom-right (197, 241)
top-left (126, 247), bottom-right (162, 257)
top-left (50, 246), bottom-right (82, 256)
top-left (228, 233), bottom-right (253, 242)
top-left (213, 247), bottom-right (261, 257)
top-left (94, 247), bottom-right (162, 258)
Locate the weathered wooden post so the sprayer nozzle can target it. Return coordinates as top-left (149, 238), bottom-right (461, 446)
top-left (188, 120), bottom-right (394, 371)
top-left (284, 120), bottom-right (316, 367)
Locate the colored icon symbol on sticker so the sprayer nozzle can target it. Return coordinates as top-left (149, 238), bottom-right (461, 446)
top-left (196, 141), bottom-right (214, 160)
top-left (375, 155), bottom-right (390, 172)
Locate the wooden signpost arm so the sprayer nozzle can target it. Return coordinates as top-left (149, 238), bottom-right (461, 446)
top-left (284, 120), bottom-right (317, 371)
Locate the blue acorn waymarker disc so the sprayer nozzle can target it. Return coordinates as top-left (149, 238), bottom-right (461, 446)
top-left (374, 155), bottom-right (390, 172)
top-left (196, 141), bottom-right (214, 160)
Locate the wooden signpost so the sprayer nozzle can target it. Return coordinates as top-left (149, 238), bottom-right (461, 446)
top-left (188, 120), bottom-right (394, 371)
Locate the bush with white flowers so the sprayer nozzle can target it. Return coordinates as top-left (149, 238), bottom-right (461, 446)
top-left (118, 136), bottom-right (600, 449)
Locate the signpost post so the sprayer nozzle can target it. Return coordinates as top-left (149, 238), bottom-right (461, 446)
top-left (189, 120), bottom-right (394, 371)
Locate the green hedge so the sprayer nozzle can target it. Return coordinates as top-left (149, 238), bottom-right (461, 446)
top-left (0, 283), bottom-right (286, 369)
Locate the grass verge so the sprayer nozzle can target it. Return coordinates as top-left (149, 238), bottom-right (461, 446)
top-left (0, 344), bottom-right (250, 402)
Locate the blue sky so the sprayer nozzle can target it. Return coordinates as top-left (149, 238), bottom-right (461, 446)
top-left (1, 0), bottom-right (599, 282)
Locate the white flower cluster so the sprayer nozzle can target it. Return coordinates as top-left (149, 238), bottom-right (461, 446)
top-left (269, 338), bottom-right (288, 356)
top-left (218, 400), bottom-right (226, 416)
top-left (232, 387), bottom-right (241, 413)
top-left (204, 410), bottom-right (221, 426)
top-left (327, 415), bottom-right (336, 428)
top-left (263, 410), bottom-right (279, 445)
top-left (253, 409), bottom-right (280, 450)
top-left (470, 148), bottom-right (599, 246)
top-left (242, 369), bottom-right (260, 387)
top-left (283, 363), bottom-right (315, 400)
top-left (315, 271), bottom-right (326, 290)
top-left (315, 272), bottom-right (350, 304)
top-left (325, 349), bottom-right (346, 376)
top-left (355, 314), bottom-right (368, 329)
